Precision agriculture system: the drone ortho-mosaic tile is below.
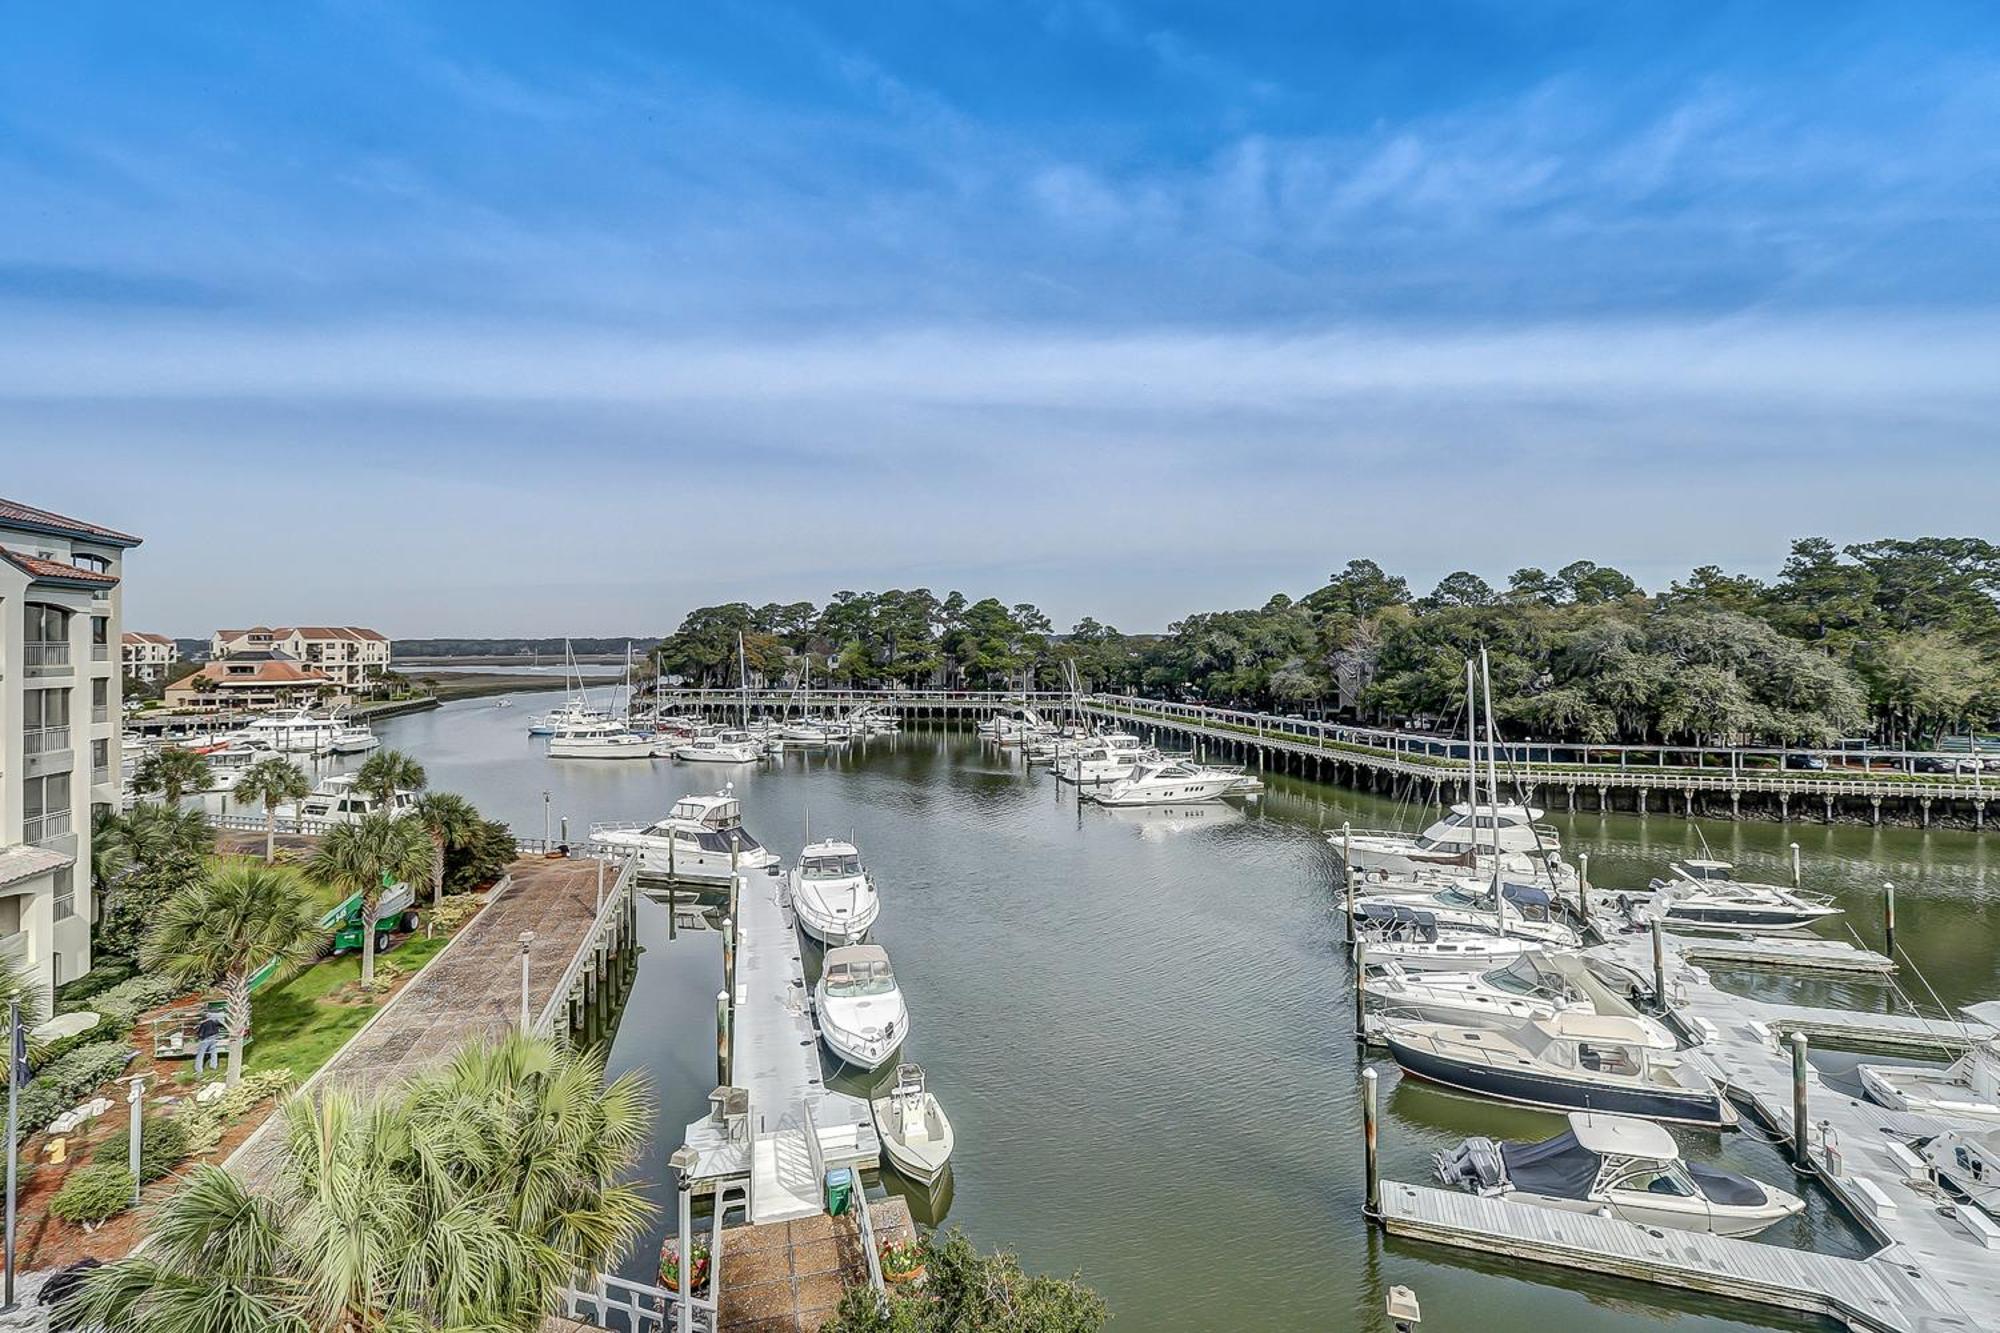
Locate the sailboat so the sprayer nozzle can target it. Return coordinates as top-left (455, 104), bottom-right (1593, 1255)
top-left (547, 643), bottom-right (668, 759)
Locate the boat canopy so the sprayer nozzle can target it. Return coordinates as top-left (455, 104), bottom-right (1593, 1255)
top-left (1569, 1112), bottom-right (1676, 1159)
top-left (1499, 1130), bottom-right (1603, 1200)
top-left (1356, 902), bottom-right (1441, 943)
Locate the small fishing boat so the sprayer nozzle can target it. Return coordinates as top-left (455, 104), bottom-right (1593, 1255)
top-left (1089, 759), bottom-right (1239, 807)
top-left (1382, 1011), bottom-right (1731, 1125)
top-left (1435, 1113), bottom-right (1803, 1237)
top-left (1632, 861), bottom-right (1842, 933)
top-left (790, 839), bottom-right (880, 946)
top-left (870, 1063), bottom-right (954, 1184)
top-left (815, 945), bottom-right (908, 1071)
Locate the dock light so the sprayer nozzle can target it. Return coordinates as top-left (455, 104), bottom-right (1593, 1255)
top-left (1386, 1285), bottom-right (1421, 1329)
top-left (517, 931), bottom-right (536, 1032)
top-left (669, 1145), bottom-right (698, 1175)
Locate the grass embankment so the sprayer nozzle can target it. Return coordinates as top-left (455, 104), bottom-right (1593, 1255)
top-left (414, 671), bottom-right (572, 701)
top-left (243, 930), bottom-right (454, 1078)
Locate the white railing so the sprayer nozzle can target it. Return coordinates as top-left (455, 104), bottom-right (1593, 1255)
top-left (560, 1272), bottom-right (707, 1332)
top-left (23, 641), bottom-right (70, 673)
top-left (24, 724), bottom-right (70, 755)
top-left (24, 811), bottom-right (72, 848)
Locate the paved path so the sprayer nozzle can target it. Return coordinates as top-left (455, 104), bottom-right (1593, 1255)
top-left (719, 1198), bottom-right (915, 1332)
top-left (228, 854), bottom-right (608, 1183)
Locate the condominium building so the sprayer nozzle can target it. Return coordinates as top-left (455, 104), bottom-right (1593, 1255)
top-left (210, 625), bottom-right (390, 689)
top-left (121, 631), bottom-right (179, 683)
top-left (164, 652), bottom-right (335, 710)
top-left (0, 496), bottom-right (141, 995)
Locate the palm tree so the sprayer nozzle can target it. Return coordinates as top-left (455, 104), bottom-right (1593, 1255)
top-left (117, 802), bottom-right (211, 870)
top-left (410, 792), bottom-right (479, 908)
top-left (231, 757), bottom-right (312, 862)
top-left (140, 864), bottom-right (324, 1084)
top-left (132, 745), bottom-right (213, 808)
top-left (64, 1033), bottom-right (654, 1333)
top-left (306, 813), bottom-right (431, 987)
top-left (354, 748), bottom-right (426, 809)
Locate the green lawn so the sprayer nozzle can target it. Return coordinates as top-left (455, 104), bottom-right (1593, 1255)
top-left (242, 932), bottom-right (453, 1079)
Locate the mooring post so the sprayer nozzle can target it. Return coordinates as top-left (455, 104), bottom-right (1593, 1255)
top-left (1577, 851), bottom-right (1591, 931)
top-left (1883, 881), bottom-right (1896, 958)
top-left (1651, 919), bottom-right (1667, 1009)
top-left (1342, 822), bottom-right (1355, 925)
top-left (1353, 937), bottom-right (1368, 1042)
top-left (1791, 1032), bottom-right (1811, 1171)
top-left (1362, 1067), bottom-right (1381, 1219)
top-left (1790, 841), bottom-right (1801, 889)
top-left (595, 857), bottom-right (604, 912)
top-left (721, 915), bottom-right (736, 997)
top-left (716, 989), bottom-right (732, 1085)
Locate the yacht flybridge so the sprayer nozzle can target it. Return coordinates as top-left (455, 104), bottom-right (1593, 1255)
top-left (1354, 879), bottom-right (1579, 949)
top-left (1436, 1114), bottom-right (1803, 1237)
top-left (589, 788), bottom-right (778, 883)
top-left (675, 729), bottom-right (764, 763)
top-left (789, 839), bottom-right (881, 947)
top-left (814, 944), bottom-right (908, 1071)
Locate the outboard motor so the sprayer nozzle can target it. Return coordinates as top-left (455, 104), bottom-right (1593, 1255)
top-left (1433, 1136), bottom-right (1507, 1190)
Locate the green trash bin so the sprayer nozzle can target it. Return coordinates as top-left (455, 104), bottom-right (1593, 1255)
top-left (824, 1166), bottom-right (853, 1216)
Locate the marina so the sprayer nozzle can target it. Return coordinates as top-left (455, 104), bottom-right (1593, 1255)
top-left (338, 689), bottom-right (2000, 1332)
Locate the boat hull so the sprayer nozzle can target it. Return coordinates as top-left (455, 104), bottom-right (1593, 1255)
top-left (1385, 1032), bottom-right (1727, 1125)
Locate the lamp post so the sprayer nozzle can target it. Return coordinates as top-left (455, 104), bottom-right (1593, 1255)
top-left (518, 931), bottom-right (535, 1033)
top-left (542, 790), bottom-right (551, 846)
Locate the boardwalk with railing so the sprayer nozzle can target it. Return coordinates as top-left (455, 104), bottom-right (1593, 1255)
top-left (655, 687), bottom-right (2000, 827)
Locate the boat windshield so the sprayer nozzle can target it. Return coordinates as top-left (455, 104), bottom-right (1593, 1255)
top-left (804, 854), bottom-right (862, 878)
top-left (1484, 957), bottom-right (1568, 998)
top-left (825, 960), bottom-right (896, 997)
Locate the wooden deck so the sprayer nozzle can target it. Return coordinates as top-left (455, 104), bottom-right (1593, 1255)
top-left (716, 1198), bottom-right (915, 1332)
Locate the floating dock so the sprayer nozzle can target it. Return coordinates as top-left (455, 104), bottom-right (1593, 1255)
top-left (680, 866), bottom-right (878, 1224)
top-left (1672, 934), bottom-right (1896, 975)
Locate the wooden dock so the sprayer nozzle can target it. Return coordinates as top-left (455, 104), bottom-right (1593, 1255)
top-left (715, 1198), bottom-right (914, 1331)
top-left (1674, 935), bottom-right (1897, 975)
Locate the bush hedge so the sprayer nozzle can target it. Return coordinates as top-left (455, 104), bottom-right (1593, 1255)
top-left (14, 1040), bottom-right (137, 1137)
top-left (49, 1163), bottom-right (136, 1225)
top-left (92, 1115), bottom-right (191, 1183)
top-left (54, 962), bottom-right (137, 1009)
top-left (86, 975), bottom-right (189, 1028)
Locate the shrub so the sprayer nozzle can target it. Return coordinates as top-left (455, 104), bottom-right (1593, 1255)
top-left (15, 1040), bottom-right (138, 1136)
top-left (431, 895), bottom-right (483, 932)
top-left (217, 1068), bottom-right (293, 1119)
top-left (55, 962), bottom-right (137, 1009)
top-left (87, 975), bottom-right (188, 1028)
top-left (821, 1230), bottom-right (1107, 1333)
top-left (445, 818), bottom-right (516, 893)
top-left (49, 1163), bottom-right (135, 1225)
top-left (92, 1115), bottom-right (191, 1183)
top-left (33, 1012), bottom-right (131, 1071)
top-left (170, 1099), bottom-right (224, 1156)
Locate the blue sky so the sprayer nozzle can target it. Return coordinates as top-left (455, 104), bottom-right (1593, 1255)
top-left (3, 2), bottom-right (1997, 635)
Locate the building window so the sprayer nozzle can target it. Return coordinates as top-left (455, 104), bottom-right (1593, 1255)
top-left (25, 602), bottom-right (69, 641)
top-left (91, 737), bottom-right (109, 777)
top-left (92, 616), bottom-right (109, 646)
top-left (52, 866), bottom-right (75, 922)
top-left (24, 772), bottom-right (72, 844)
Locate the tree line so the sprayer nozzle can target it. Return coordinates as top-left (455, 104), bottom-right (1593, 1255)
top-left (649, 537), bottom-right (2000, 748)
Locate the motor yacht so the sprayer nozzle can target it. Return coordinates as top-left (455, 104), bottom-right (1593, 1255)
top-left (237, 708), bottom-right (343, 755)
top-left (981, 707), bottom-right (1051, 746)
top-left (1089, 759), bottom-right (1240, 807)
top-left (1382, 1011), bottom-right (1730, 1126)
top-left (1436, 1113), bottom-right (1802, 1237)
top-left (1363, 951), bottom-right (1669, 1043)
top-left (1860, 1005), bottom-right (2000, 1120)
top-left (326, 721), bottom-right (380, 755)
top-left (815, 944), bottom-right (908, 1071)
top-left (528, 698), bottom-right (612, 737)
top-left (589, 789), bottom-right (779, 883)
top-left (790, 839), bottom-right (880, 946)
top-left (281, 773), bottom-right (419, 827)
top-left (1631, 860), bottom-right (1842, 933)
top-left (676, 729), bottom-right (764, 763)
top-left (870, 1064), bottom-right (953, 1185)
top-left (1333, 802), bottom-right (1561, 873)
top-left (1350, 903), bottom-right (1541, 972)
top-left (545, 717), bottom-right (667, 760)
top-left (1353, 879), bottom-right (1579, 949)
top-left (1057, 738), bottom-right (1154, 785)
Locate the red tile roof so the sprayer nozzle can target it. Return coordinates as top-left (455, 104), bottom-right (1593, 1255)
top-left (0, 547), bottom-right (120, 586)
top-left (0, 497), bottom-right (141, 547)
top-left (170, 659), bottom-right (335, 690)
top-left (123, 631), bottom-right (175, 645)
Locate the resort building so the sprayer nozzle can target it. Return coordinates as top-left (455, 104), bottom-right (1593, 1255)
top-left (121, 631), bottom-right (179, 683)
top-left (210, 625), bottom-right (390, 689)
top-left (164, 651), bottom-right (336, 711)
top-left (0, 496), bottom-right (141, 995)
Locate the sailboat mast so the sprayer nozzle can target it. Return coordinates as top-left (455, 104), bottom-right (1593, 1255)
top-left (738, 631), bottom-right (749, 729)
top-left (1463, 658), bottom-right (1479, 830)
top-left (1480, 645), bottom-right (1506, 934)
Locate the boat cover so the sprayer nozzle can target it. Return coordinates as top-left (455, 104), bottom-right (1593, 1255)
top-left (1687, 1161), bottom-right (1767, 1206)
top-left (1355, 902), bottom-right (1440, 942)
top-left (1498, 1131), bottom-right (1601, 1201)
top-left (1498, 882), bottom-right (1552, 909)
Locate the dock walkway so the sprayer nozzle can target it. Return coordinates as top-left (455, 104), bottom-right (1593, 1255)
top-left (680, 867), bottom-right (878, 1223)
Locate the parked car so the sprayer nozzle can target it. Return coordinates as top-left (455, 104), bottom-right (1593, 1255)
top-left (1784, 753), bottom-right (1828, 771)
top-left (1914, 757), bottom-right (1982, 775)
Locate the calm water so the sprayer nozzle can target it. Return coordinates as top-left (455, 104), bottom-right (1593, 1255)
top-left (362, 694), bottom-right (2000, 1333)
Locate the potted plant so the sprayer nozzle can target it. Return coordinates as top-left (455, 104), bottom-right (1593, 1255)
top-left (880, 1236), bottom-right (926, 1285)
top-left (659, 1237), bottom-right (711, 1293)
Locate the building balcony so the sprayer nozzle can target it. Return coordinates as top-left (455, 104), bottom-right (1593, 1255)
top-left (24, 642), bottom-right (70, 677)
top-left (24, 811), bottom-right (74, 856)
top-left (24, 727), bottom-right (74, 779)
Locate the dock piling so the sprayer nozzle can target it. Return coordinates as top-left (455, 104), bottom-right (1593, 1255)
top-left (1790, 842), bottom-right (1801, 889)
top-left (1353, 937), bottom-right (1367, 1042)
top-left (1578, 852), bottom-right (1591, 931)
top-left (722, 916), bottom-right (736, 997)
top-left (1362, 1067), bottom-right (1381, 1218)
top-left (1651, 919), bottom-right (1666, 1007)
top-left (716, 989), bottom-right (732, 1085)
top-left (1790, 1032), bottom-right (1811, 1172)
top-left (1882, 882), bottom-right (1896, 958)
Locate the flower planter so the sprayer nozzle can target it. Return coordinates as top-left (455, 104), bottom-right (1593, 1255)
top-left (659, 1241), bottom-right (711, 1294)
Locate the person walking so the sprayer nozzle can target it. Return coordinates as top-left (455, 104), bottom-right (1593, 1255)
top-left (192, 1011), bottom-right (223, 1075)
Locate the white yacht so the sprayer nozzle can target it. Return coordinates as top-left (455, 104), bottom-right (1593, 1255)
top-left (589, 789), bottom-right (779, 884)
top-left (1057, 737), bottom-right (1153, 785)
top-left (238, 709), bottom-right (343, 755)
top-left (326, 721), bottom-right (380, 755)
top-left (789, 839), bottom-right (881, 946)
top-left (1436, 1114), bottom-right (1803, 1237)
top-left (1353, 879), bottom-right (1579, 949)
top-left (1383, 1012), bottom-right (1731, 1126)
top-left (1363, 951), bottom-right (1671, 1046)
top-left (676, 729), bottom-right (763, 763)
top-left (528, 699), bottom-right (611, 737)
top-left (814, 944), bottom-right (908, 1071)
top-left (776, 717), bottom-right (839, 745)
top-left (1333, 803), bottom-right (1559, 875)
top-left (1089, 759), bottom-right (1239, 807)
top-left (546, 716), bottom-right (667, 760)
top-left (870, 1064), bottom-right (953, 1184)
top-left (1351, 903), bottom-right (1542, 972)
top-left (1631, 861), bottom-right (1842, 933)
top-left (981, 707), bottom-right (1051, 746)
top-left (281, 772), bottom-right (418, 827)
top-left (1921, 1128), bottom-right (2000, 1216)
